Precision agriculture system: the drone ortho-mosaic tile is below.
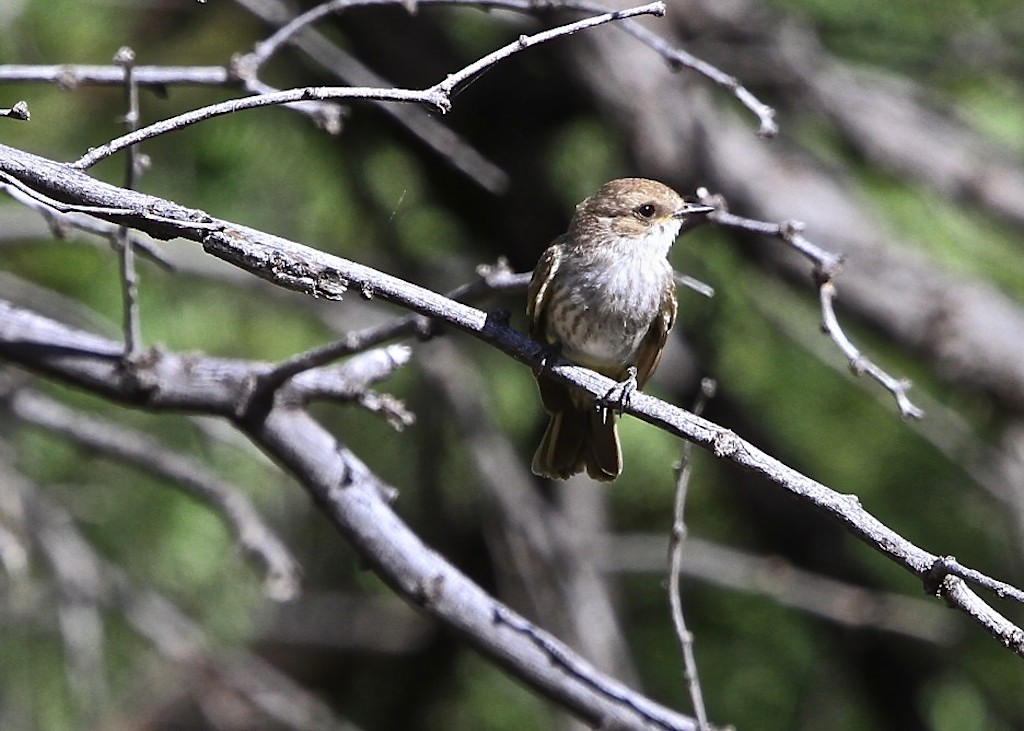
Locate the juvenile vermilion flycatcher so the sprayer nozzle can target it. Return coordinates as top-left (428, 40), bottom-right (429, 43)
top-left (528, 178), bottom-right (713, 481)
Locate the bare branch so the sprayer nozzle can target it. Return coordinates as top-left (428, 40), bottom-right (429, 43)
top-left (239, 0), bottom-right (507, 189)
top-left (248, 0), bottom-right (407, 70)
top-left (5, 0), bottom-right (772, 188)
top-left (290, 346), bottom-right (417, 429)
top-left (252, 259), bottom-right (525, 396)
top-left (668, 378), bottom-right (716, 730)
top-left (0, 168), bottom-right (223, 237)
top-left (71, 86), bottom-right (445, 170)
top-left (241, 0), bottom-right (775, 137)
top-left (926, 556), bottom-right (1024, 605)
top-left (1, 144), bottom-right (1021, 660)
top-left (291, 345), bottom-right (412, 395)
top-left (0, 64), bottom-right (233, 87)
top-left (699, 191), bottom-right (925, 420)
top-left (606, 534), bottom-right (958, 644)
top-left (247, 0), bottom-right (656, 78)
top-left (0, 183), bottom-right (175, 269)
top-left (818, 281), bottom-right (924, 420)
top-left (6, 469), bottom-right (355, 731)
top-left (754, 289), bottom-right (1024, 549)
top-left (435, 2), bottom-right (667, 95)
top-left (0, 302), bottom-right (699, 730)
top-left (113, 46), bottom-right (144, 359)
top-left (7, 388), bottom-right (302, 601)
top-left (70, 2), bottom-right (662, 171)
top-left (565, 0), bottom-right (778, 137)
top-left (0, 60), bottom-right (342, 131)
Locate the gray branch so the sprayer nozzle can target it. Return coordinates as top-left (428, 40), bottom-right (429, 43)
top-left (1, 143), bottom-right (1022, 666)
top-left (0, 296), bottom-right (699, 731)
top-left (8, 388), bottom-right (302, 601)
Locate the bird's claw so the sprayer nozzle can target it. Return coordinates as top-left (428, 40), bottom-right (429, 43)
top-left (604, 366), bottom-right (638, 415)
top-left (536, 342), bottom-right (562, 371)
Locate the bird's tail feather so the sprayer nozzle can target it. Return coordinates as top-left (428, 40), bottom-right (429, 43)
top-left (532, 404), bottom-right (621, 482)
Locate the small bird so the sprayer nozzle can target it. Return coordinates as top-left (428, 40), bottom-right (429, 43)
top-left (528, 178), bottom-right (713, 481)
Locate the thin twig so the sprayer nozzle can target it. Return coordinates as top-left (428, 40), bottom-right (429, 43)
top-left (0, 180), bottom-right (175, 269)
top-left (668, 378), bottom-right (716, 731)
top-left (0, 64), bottom-right (233, 87)
top-left (751, 282), bottom-right (1024, 544)
top-left (926, 556), bottom-right (1024, 605)
top-left (8, 472), bottom-right (354, 730)
top-left (435, 2), bottom-right (666, 97)
top-left (251, 259), bottom-right (525, 396)
top-left (70, 2), bottom-right (663, 170)
top-left (818, 281), bottom-right (923, 419)
top-left (235, 68), bottom-right (346, 133)
top-left (0, 54), bottom-right (483, 187)
top-left (242, 0), bottom-right (775, 137)
top-left (249, 0), bottom-right (389, 69)
top-left (2, 146), bottom-right (1022, 658)
top-left (608, 534), bottom-right (957, 644)
top-left (2, 0), bottom-right (778, 177)
top-left (114, 47), bottom-right (143, 359)
top-left (289, 346), bottom-right (417, 429)
top-left (560, 0), bottom-right (778, 137)
top-left (698, 188), bottom-right (924, 420)
top-left (71, 86), bottom-right (446, 170)
top-left (236, 0), bottom-right (508, 191)
top-left (9, 388), bottom-right (302, 601)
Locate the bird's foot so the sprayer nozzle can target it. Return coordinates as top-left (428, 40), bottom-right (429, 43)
top-left (535, 342), bottom-right (562, 372)
top-left (603, 366), bottom-right (638, 415)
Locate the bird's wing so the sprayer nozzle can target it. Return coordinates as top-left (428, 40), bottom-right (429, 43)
top-left (526, 238), bottom-right (564, 344)
top-left (634, 279), bottom-right (677, 388)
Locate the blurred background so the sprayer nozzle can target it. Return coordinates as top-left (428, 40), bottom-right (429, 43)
top-left (1, 0), bottom-right (1023, 729)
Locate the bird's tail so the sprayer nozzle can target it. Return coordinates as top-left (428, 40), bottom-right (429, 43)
top-left (532, 403), bottom-right (621, 482)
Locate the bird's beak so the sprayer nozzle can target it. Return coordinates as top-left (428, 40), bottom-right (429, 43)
top-left (673, 202), bottom-right (716, 219)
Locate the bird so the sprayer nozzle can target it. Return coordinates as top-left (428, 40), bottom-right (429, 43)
top-left (527, 178), bottom-right (713, 481)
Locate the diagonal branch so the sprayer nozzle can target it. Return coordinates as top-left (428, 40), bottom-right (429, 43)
top-left (70, 86), bottom-right (444, 170)
top-left (70, 1), bottom-right (664, 170)
top-left (241, 0), bottom-right (775, 136)
top-left (0, 143), bottom-right (1021, 659)
top-left (235, 0), bottom-right (508, 192)
top-left (701, 194), bottom-right (925, 420)
top-left (0, 298), bottom-right (699, 731)
top-left (6, 467), bottom-right (357, 731)
top-left (668, 378), bottom-right (716, 730)
top-left (7, 388), bottom-right (302, 601)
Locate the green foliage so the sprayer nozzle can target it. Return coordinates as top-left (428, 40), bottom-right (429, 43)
top-left (922, 675), bottom-right (1003, 731)
top-left (425, 653), bottom-right (549, 730)
top-left (546, 118), bottom-right (625, 209)
top-left (766, 0), bottom-right (1024, 70)
top-left (955, 77), bottom-right (1024, 153)
top-left (863, 173), bottom-right (1024, 298)
top-left (2, 0), bottom-right (1023, 729)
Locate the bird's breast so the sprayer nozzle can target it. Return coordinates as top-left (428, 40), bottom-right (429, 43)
top-left (544, 250), bottom-right (671, 375)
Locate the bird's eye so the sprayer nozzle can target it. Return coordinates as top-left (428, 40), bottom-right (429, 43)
top-left (634, 203), bottom-right (657, 219)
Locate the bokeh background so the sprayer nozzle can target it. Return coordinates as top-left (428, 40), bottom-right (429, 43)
top-left (1, 0), bottom-right (1023, 729)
